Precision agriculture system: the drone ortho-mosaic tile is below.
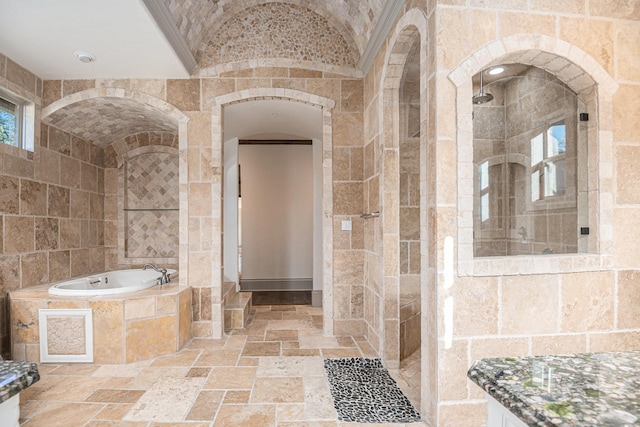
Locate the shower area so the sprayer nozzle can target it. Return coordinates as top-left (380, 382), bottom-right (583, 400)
top-left (398, 40), bottom-right (421, 361)
top-left (472, 65), bottom-right (589, 257)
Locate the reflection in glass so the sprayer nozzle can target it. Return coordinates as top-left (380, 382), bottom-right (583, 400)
top-left (472, 65), bottom-right (587, 257)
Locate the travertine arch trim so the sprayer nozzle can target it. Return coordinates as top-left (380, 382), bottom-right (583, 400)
top-left (42, 88), bottom-right (188, 124)
top-left (199, 59), bottom-right (363, 79)
top-left (212, 88), bottom-right (334, 335)
top-left (377, 8), bottom-right (433, 421)
top-left (42, 87), bottom-right (191, 289)
top-left (115, 143), bottom-right (178, 169)
top-left (449, 34), bottom-right (617, 277)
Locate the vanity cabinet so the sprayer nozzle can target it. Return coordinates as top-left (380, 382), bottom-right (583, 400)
top-left (486, 395), bottom-right (528, 427)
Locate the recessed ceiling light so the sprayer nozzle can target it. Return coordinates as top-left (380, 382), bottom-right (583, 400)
top-left (74, 50), bottom-right (96, 63)
top-left (488, 66), bottom-right (504, 75)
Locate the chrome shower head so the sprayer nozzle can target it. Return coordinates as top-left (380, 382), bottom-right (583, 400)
top-left (473, 71), bottom-right (493, 104)
top-left (473, 92), bottom-right (494, 104)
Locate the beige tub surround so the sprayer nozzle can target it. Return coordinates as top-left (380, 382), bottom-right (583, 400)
top-left (10, 281), bottom-right (191, 364)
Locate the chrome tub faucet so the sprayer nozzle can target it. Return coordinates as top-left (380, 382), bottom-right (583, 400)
top-left (142, 263), bottom-right (170, 284)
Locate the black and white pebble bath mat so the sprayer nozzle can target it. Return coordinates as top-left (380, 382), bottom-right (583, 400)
top-left (324, 358), bottom-right (422, 423)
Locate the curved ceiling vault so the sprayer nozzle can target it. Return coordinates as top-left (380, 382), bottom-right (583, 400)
top-left (42, 97), bottom-right (178, 148)
top-left (162, 0), bottom-right (386, 74)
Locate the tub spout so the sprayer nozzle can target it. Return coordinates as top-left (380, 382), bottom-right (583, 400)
top-left (143, 264), bottom-right (170, 284)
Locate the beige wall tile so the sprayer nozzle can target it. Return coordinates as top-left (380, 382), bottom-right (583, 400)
top-left (333, 251), bottom-right (364, 285)
top-left (614, 86), bottom-right (640, 144)
top-left (590, 331), bottom-right (640, 353)
top-left (0, 255), bottom-right (20, 293)
top-left (500, 12), bottom-right (555, 38)
top-left (5, 216), bottom-right (34, 253)
top-left (438, 402), bottom-right (486, 427)
top-left (618, 270), bottom-right (640, 329)
top-left (501, 275), bottom-right (559, 335)
top-left (60, 155), bottom-right (81, 189)
top-left (6, 58), bottom-right (37, 93)
top-left (125, 297), bottom-right (156, 320)
top-left (531, 334), bottom-right (587, 355)
top-left (333, 182), bottom-right (363, 215)
top-left (49, 250), bottom-right (71, 282)
top-left (48, 185), bottom-right (70, 217)
top-left (453, 277), bottom-right (499, 336)
top-left (560, 17), bottom-right (613, 74)
top-left (167, 79), bottom-right (200, 111)
top-left (20, 252), bottom-right (49, 288)
top-left (126, 315), bottom-right (177, 363)
top-left (333, 112), bottom-right (363, 147)
top-left (613, 207), bottom-right (640, 267)
top-left (91, 300), bottom-right (124, 364)
top-left (561, 272), bottom-right (614, 332)
top-left (531, 0), bottom-right (586, 14)
top-left (341, 79), bottom-right (363, 113)
top-left (0, 176), bottom-right (19, 214)
top-left (235, 78), bottom-right (271, 91)
top-left (439, 340), bottom-right (469, 401)
top-left (62, 79), bottom-right (95, 96)
top-left (20, 179), bottom-right (47, 216)
top-left (470, 337), bottom-right (530, 360)
top-left (306, 79), bottom-right (340, 102)
top-left (590, 1), bottom-right (640, 19)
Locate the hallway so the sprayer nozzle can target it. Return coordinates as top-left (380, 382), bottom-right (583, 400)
top-left (19, 305), bottom-right (426, 427)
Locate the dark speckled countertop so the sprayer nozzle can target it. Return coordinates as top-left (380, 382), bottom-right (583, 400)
top-left (468, 350), bottom-right (640, 426)
top-left (0, 360), bottom-right (40, 404)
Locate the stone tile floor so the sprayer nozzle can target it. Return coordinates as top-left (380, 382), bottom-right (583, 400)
top-left (19, 305), bottom-right (426, 427)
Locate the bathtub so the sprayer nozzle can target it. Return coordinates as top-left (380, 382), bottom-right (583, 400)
top-left (48, 269), bottom-right (177, 297)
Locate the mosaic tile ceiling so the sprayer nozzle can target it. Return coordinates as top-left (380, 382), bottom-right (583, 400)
top-left (201, 3), bottom-right (359, 69)
top-left (42, 97), bottom-right (178, 148)
top-left (163, 0), bottom-right (385, 69)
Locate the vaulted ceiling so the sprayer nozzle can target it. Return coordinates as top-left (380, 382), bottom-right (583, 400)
top-left (5, 0), bottom-right (400, 149)
top-left (155, 0), bottom-right (396, 77)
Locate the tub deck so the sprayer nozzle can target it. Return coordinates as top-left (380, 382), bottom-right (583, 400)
top-left (10, 282), bottom-right (191, 364)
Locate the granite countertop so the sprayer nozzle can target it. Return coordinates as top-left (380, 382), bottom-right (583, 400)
top-left (0, 360), bottom-right (40, 404)
top-left (468, 350), bottom-right (640, 426)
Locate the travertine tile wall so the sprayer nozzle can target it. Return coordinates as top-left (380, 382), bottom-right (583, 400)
top-left (0, 54), bottom-right (107, 359)
top-left (431, 2), bottom-right (640, 426)
top-left (41, 68), bottom-right (365, 340)
top-left (364, 1), bottom-right (639, 426)
top-left (102, 132), bottom-right (180, 270)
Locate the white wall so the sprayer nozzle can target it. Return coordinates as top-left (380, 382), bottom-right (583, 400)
top-left (223, 138), bottom-right (239, 284)
top-left (239, 144), bottom-right (313, 280)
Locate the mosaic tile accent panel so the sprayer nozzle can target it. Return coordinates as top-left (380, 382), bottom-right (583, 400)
top-left (46, 316), bottom-right (86, 355)
top-left (125, 152), bottom-right (179, 210)
top-left (126, 210), bottom-right (179, 258)
top-left (201, 3), bottom-right (358, 68)
top-left (324, 358), bottom-right (422, 423)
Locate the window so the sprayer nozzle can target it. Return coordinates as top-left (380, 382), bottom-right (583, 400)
top-left (0, 90), bottom-right (33, 152)
top-left (530, 121), bottom-right (566, 202)
top-left (0, 96), bottom-right (19, 147)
